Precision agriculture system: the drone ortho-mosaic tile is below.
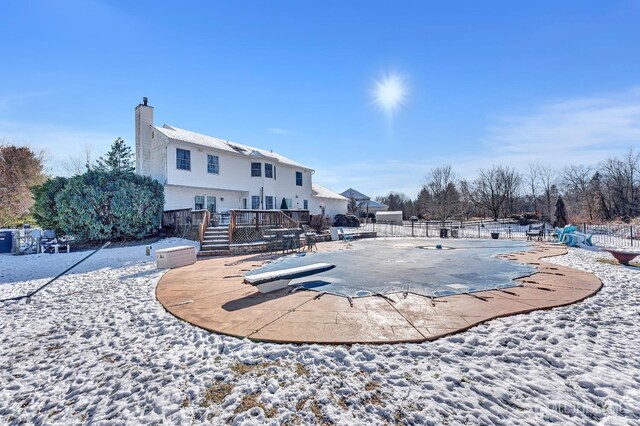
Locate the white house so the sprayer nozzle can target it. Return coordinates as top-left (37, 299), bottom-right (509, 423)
top-left (135, 98), bottom-right (347, 217)
top-left (340, 188), bottom-right (388, 215)
top-left (310, 183), bottom-right (349, 220)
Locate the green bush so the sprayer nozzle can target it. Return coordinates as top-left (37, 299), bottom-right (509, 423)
top-left (32, 176), bottom-right (69, 234)
top-left (55, 171), bottom-right (164, 242)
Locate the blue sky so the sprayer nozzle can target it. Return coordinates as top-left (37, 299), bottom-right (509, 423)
top-left (2, 0), bottom-right (640, 198)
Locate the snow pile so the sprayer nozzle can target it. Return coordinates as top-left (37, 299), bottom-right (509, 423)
top-left (1, 239), bottom-right (638, 424)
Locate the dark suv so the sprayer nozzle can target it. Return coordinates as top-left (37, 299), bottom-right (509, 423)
top-left (334, 214), bottom-right (360, 227)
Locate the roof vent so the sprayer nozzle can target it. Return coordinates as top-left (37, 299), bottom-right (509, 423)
top-left (143, 97), bottom-right (148, 106)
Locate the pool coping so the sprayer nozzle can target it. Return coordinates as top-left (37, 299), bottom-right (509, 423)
top-left (156, 240), bottom-right (602, 344)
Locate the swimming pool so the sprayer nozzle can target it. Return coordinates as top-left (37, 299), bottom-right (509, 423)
top-left (246, 238), bottom-right (536, 298)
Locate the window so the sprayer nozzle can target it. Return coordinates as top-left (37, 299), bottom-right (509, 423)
top-left (265, 163), bottom-right (273, 179)
top-left (194, 195), bottom-right (204, 210)
top-left (303, 200), bottom-right (308, 210)
top-left (251, 195), bottom-right (260, 209)
top-left (265, 196), bottom-right (274, 210)
top-left (176, 148), bottom-right (191, 170)
top-left (207, 155), bottom-right (219, 174)
top-left (285, 198), bottom-right (293, 209)
top-left (295, 171), bottom-right (303, 186)
top-left (251, 162), bottom-right (261, 177)
top-left (206, 196), bottom-right (216, 213)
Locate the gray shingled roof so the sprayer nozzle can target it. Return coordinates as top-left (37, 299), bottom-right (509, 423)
top-left (340, 188), bottom-right (370, 200)
top-left (153, 124), bottom-right (312, 170)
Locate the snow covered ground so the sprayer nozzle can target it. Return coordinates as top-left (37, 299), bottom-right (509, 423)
top-left (1, 238), bottom-right (639, 425)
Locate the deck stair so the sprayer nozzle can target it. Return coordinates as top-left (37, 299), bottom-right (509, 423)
top-left (199, 226), bottom-right (230, 257)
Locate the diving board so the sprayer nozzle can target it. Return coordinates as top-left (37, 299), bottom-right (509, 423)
top-left (243, 263), bottom-right (336, 293)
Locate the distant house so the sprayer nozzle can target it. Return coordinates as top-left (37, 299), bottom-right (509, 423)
top-left (340, 188), bottom-right (388, 215)
top-left (311, 184), bottom-right (349, 219)
top-left (135, 98), bottom-right (347, 217)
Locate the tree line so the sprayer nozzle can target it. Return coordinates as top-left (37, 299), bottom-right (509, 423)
top-left (373, 149), bottom-right (640, 224)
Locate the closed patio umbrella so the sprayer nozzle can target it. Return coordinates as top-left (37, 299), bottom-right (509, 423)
top-left (553, 196), bottom-right (568, 228)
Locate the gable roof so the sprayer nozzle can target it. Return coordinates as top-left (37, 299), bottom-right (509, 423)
top-left (153, 124), bottom-right (311, 170)
top-left (312, 183), bottom-right (348, 200)
top-left (340, 188), bottom-right (370, 201)
top-left (362, 199), bottom-right (387, 208)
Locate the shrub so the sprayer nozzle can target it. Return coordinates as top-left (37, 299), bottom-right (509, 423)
top-left (56, 171), bottom-right (164, 242)
top-left (309, 214), bottom-right (328, 233)
top-left (32, 176), bottom-right (69, 234)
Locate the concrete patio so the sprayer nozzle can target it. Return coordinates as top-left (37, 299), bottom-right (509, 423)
top-left (156, 241), bottom-right (602, 344)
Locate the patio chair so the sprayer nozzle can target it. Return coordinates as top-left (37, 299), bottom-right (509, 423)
top-left (263, 231), bottom-right (278, 253)
top-left (301, 225), bottom-right (318, 252)
top-left (340, 228), bottom-right (354, 243)
top-left (40, 229), bottom-right (58, 254)
top-left (281, 229), bottom-right (301, 253)
top-left (526, 224), bottom-right (544, 241)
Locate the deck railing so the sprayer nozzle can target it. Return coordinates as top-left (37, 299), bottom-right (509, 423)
top-left (285, 209), bottom-right (311, 224)
top-left (229, 209), bottom-right (300, 244)
top-left (198, 209), bottom-right (211, 249)
top-left (162, 208), bottom-right (207, 240)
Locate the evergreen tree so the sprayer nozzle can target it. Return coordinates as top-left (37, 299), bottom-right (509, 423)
top-left (280, 197), bottom-right (288, 210)
top-left (56, 170), bottom-right (164, 241)
top-left (32, 176), bottom-right (68, 233)
top-left (95, 138), bottom-right (135, 174)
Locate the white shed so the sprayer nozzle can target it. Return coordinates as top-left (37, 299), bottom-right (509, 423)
top-left (375, 211), bottom-right (403, 225)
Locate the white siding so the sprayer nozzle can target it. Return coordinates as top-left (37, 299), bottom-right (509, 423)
top-left (135, 104), bottom-right (167, 183)
top-left (149, 131), bottom-right (168, 183)
top-left (163, 141), bottom-right (315, 212)
top-left (164, 185), bottom-right (247, 212)
top-left (309, 197), bottom-right (348, 220)
top-left (135, 103), bottom-right (325, 214)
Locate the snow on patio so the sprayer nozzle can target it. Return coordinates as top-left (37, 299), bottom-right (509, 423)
top-left (0, 238), bottom-right (638, 424)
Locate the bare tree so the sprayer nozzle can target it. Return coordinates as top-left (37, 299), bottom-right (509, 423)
top-left (562, 164), bottom-right (594, 220)
top-left (536, 164), bottom-right (557, 222)
top-left (62, 144), bottom-right (96, 176)
top-left (501, 167), bottom-right (522, 218)
top-left (422, 165), bottom-right (461, 224)
top-left (470, 165), bottom-right (511, 220)
top-left (599, 148), bottom-right (640, 218)
top-left (458, 179), bottom-right (475, 220)
top-left (526, 164), bottom-right (539, 215)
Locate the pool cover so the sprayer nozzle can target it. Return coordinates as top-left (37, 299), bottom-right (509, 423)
top-left (246, 238), bottom-right (536, 298)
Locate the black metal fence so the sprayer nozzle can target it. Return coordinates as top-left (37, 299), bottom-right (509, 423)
top-left (360, 220), bottom-right (637, 247)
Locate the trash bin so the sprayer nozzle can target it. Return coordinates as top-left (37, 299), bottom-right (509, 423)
top-left (451, 229), bottom-right (459, 238)
top-left (439, 228), bottom-right (449, 238)
top-left (491, 232), bottom-right (499, 239)
top-left (0, 230), bottom-right (14, 253)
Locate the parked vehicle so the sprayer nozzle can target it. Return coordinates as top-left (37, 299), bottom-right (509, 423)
top-left (334, 214), bottom-right (360, 227)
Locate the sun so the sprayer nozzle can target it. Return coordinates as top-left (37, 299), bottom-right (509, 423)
top-left (373, 73), bottom-right (407, 115)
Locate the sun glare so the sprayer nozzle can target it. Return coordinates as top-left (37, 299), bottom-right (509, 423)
top-left (373, 74), bottom-right (407, 115)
